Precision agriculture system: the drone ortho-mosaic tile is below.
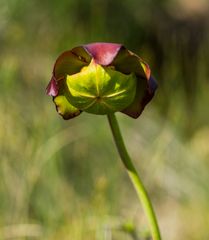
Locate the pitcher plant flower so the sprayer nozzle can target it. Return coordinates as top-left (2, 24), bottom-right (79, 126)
top-left (46, 42), bottom-right (157, 120)
top-left (46, 43), bottom-right (161, 240)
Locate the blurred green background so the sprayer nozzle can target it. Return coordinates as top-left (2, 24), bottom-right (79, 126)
top-left (0, 0), bottom-right (209, 239)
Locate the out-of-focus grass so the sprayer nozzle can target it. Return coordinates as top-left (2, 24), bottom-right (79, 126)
top-left (0, 0), bottom-right (209, 239)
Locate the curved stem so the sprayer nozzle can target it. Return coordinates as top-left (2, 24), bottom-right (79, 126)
top-left (107, 113), bottom-right (161, 240)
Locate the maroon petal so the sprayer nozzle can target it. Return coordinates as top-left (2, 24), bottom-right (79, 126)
top-left (46, 76), bottom-right (58, 96)
top-left (111, 47), bottom-right (149, 79)
top-left (84, 42), bottom-right (122, 66)
top-left (121, 75), bottom-right (158, 118)
top-left (140, 75), bottom-right (158, 113)
top-left (53, 47), bottom-right (91, 79)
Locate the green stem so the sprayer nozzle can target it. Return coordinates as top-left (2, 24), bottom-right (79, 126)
top-left (107, 113), bottom-right (161, 240)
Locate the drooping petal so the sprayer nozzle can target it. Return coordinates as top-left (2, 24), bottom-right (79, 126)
top-left (121, 75), bottom-right (158, 118)
top-left (84, 43), bottom-right (122, 66)
top-left (46, 76), bottom-right (58, 96)
top-left (112, 46), bottom-right (150, 79)
top-left (148, 75), bottom-right (158, 93)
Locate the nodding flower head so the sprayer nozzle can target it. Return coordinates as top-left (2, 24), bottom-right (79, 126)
top-left (46, 42), bottom-right (157, 120)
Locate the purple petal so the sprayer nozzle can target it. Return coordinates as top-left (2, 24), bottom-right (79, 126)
top-left (148, 75), bottom-right (158, 93)
top-left (84, 42), bottom-right (122, 66)
top-left (46, 76), bottom-right (58, 96)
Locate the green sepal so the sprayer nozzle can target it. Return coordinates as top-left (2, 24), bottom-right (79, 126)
top-left (53, 79), bottom-right (81, 120)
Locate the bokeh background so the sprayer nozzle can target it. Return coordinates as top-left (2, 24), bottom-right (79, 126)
top-left (0, 0), bottom-right (209, 239)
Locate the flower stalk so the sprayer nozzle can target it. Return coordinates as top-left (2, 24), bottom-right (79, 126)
top-left (107, 113), bottom-right (161, 240)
